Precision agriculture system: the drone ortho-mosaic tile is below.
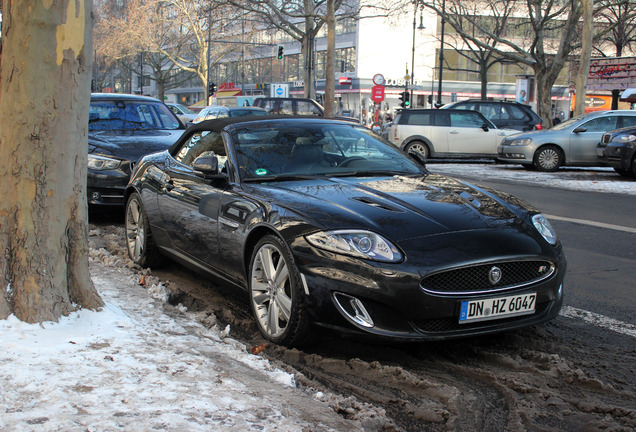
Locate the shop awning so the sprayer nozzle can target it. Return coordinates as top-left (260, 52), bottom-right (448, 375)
top-left (620, 88), bottom-right (636, 102)
top-left (216, 90), bottom-right (242, 97)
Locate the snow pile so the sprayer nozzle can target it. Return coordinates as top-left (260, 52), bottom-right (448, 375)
top-left (0, 258), bottom-right (364, 431)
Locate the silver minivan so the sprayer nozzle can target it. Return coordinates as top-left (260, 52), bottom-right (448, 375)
top-left (497, 110), bottom-right (636, 171)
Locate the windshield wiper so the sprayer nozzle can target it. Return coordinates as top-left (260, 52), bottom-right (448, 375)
top-left (329, 170), bottom-right (408, 178)
top-left (243, 174), bottom-right (325, 182)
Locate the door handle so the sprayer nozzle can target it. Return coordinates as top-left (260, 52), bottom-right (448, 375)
top-left (449, 130), bottom-right (459, 134)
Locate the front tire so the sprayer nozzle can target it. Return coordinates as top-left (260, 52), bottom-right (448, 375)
top-left (533, 145), bottom-right (563, 172)
top-left (125, 192), bottom-right (163, 267)
top-left (248, 234), bottom-right (310, 347)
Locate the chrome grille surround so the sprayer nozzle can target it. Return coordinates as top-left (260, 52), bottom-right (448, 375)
top-left (420, 260), bottom-right (555, 296)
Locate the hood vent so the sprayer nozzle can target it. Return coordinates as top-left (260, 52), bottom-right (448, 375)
top-left (351, 197), bottom-right (404, 212)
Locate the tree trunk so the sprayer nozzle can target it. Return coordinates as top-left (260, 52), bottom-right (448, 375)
top-left (302, 27), bottom-right (316, 100)
top-left (324, 0), bottom-right (336, 117)
top-left (0, 0), bottom-right (104, 322)
top-left (574, 0), bottom-right (593, 117)
top-left (534, 68), bottom-right (555, 129)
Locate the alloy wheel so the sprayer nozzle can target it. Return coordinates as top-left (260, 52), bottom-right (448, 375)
top-left (125, 197), bottom-right (145, 262)
top-left (250, 243), bottom-right (293, 338)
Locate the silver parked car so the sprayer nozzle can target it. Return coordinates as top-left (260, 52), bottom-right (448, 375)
top-left (497, 110), bottom-right (636, 171)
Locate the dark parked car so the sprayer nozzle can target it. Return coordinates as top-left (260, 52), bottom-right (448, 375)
top-left (253, 97), bottom-right (358, 123)
top-left (88, 93), bottom-right (186, 207)
top-left (124, 117), bottom-right (566, 347)
top-left (597, 126), bottom-right (636, 178)
top-left (442, 99), bottom-right (543, 131)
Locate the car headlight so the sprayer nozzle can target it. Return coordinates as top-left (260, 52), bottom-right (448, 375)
top-left (507, 137), bottom-right (533, 146)
top-left (88, 154), bottom-right (122, 170)
top-left (613, 134), bottom-right (636, 143)
top-left (306, 230), bottom-right (403, 263)
top-left (532, 214), bottom-right (557, 245)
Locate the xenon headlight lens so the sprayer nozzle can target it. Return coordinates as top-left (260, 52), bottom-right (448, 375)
top-left (306, 230), bottom-right (403, 263)
top-left (614, 134), bottom-right (636, 143)
top-left (532, 214), bottom-right (557, 245)
top-left (88, 154), bottom-right (122, 170)
top-left (509, 137), bottom-right (533, 146)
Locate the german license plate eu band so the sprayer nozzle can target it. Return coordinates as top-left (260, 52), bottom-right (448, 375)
top-left (459, 293), bottom-right (536, 323)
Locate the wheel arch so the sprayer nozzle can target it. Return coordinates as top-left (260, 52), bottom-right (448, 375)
top-left (243, 225), bottom-right (284, 278)
top-left (401, 135), bottom-right (434, 153)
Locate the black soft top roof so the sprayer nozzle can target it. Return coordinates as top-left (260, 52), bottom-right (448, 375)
top-left (167, 115), bottom-right (356, 154)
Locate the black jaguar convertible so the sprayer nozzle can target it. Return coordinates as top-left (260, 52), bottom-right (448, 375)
top-left (124, 117), bottom-right (566, 346)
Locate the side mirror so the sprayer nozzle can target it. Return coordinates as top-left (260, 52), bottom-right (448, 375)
top-left (481, 123), bottom-right (490, 132)
top-left (573, 127), bottom-right (587, 133)
top-left (193, 155), bottom-right (225, 179)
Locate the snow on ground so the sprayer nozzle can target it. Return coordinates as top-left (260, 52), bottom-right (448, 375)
top-left (427, 162), bottom-right (636, 195)
top-left (0, 255), bottom-right (374, 431)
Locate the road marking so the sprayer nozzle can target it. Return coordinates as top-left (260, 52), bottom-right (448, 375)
top-left (545, 214), bottom-right (636, 234)
top-left (560, 306), bottom-right (636, 338)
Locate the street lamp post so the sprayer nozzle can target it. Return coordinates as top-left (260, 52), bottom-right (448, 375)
top-left (435, 0), bottom-right (446, 108)
top-left (411, 2), bottom-right (425, 108)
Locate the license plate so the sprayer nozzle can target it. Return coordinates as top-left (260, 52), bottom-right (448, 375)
top-left (459, 293), bottom-right (536, 323)
top-left (596, 148), bottom-right (605, 157)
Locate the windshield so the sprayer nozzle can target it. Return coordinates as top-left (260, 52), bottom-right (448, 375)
top-left (550, 114), bottom-right (585, 131)
top-left (231, 123), bottom-right (424, 181)
top-left (89, 100), bottom-right (181, 131)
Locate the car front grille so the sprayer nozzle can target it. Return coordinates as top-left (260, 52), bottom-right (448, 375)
top-left (420, 260), bottom-right (555, 295)
top-left (411, 301), bottom-right (550, 333)
top-left (601, 134), bottom-right (611, 145)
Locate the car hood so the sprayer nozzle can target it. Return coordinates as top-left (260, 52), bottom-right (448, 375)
top-left (247, 173), bottom-right (539, 242)
top-left (88, 130), bottom-right (185, 162)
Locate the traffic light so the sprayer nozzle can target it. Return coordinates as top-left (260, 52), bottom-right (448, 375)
top-left (208, 82), bottom-right (216, 96)
top-left (399, 91), bottom-right (410, 108)
top-left (427, 94), bottom-right (433, 106)
top-left (277, 45), bottom-right (284, 60)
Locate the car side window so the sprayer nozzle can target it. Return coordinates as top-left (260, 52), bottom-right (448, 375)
top-left (434, 112), bottom-right (451, 126)
top-left (280, 100), bottom-right (294, 115)
top-left (478, 104), bottom-right (500, 120)
top-left (450, 111), bottom-right (485, 128)
top-left (174, 131), bottom-right (227, 170)
top-left (217, 109), bottom-right (229, 119)
top-left (402, 112), bottom-right (433, 125)
top-left (619, 115), bottom-right (636, 128)
top-left (297, 101), bottom-right (321, 116)
top-left (581, 116), bottom-right (618, 132)
top-left (507, 105), bottom-right (529, 120)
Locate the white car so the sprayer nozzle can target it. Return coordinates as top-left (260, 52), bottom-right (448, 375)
top-left (166, 103), bottom-right (197, 124)
top-left (382, 109), bottom-right (518, 159)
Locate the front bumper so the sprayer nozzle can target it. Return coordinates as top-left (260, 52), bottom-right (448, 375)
top-left (87, 165), bottom-right (132, 206)
top-left (291, 235), bottom-right (566, 342)
top-left (497, 145), bottom-right (533, 164)
top-left (597, 143), bottom-right (634, 173)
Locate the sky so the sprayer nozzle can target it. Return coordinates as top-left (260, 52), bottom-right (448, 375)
top-left (1, 162), bottom-right (633, 431)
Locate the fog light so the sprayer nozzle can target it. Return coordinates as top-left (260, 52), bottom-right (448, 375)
top-left (333, 292), bottom-right (374, 328)
top-left (91, 191), bottom-right (101, 201)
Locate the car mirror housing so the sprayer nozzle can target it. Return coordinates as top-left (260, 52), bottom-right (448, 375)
top-left (572, 127), bottom-right (587, 133)
top-left (193, 155), bottom-right (225, 179)
top-left (481, 123), bottom-right (490, 131)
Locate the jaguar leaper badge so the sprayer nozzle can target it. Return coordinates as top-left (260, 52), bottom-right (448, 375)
top-left (488, 266), bottom-right (502, 285)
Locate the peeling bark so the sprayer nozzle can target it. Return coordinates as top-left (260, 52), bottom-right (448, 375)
top-left (0, 0), bottom-right (104, 322)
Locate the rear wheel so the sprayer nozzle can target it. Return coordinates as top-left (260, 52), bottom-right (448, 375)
top-left (249, 234), bottom-right (311, 347)
top-left (405, 140), bottom-right (429, 159)
top-left (125, 192), bottom-right (163, 267)
top-left (533, 145), bottom-right (563, 172)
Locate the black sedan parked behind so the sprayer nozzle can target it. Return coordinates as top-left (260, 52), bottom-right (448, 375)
top-left (88, 93), bottom-right (186, 207)
top-left (125, 117), bottom-right (566, 347)
top-left (597, 126), bottom-right (636, 178)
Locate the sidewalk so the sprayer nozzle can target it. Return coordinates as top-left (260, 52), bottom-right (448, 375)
top-left (0, 256), bottom-right (372, 431)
